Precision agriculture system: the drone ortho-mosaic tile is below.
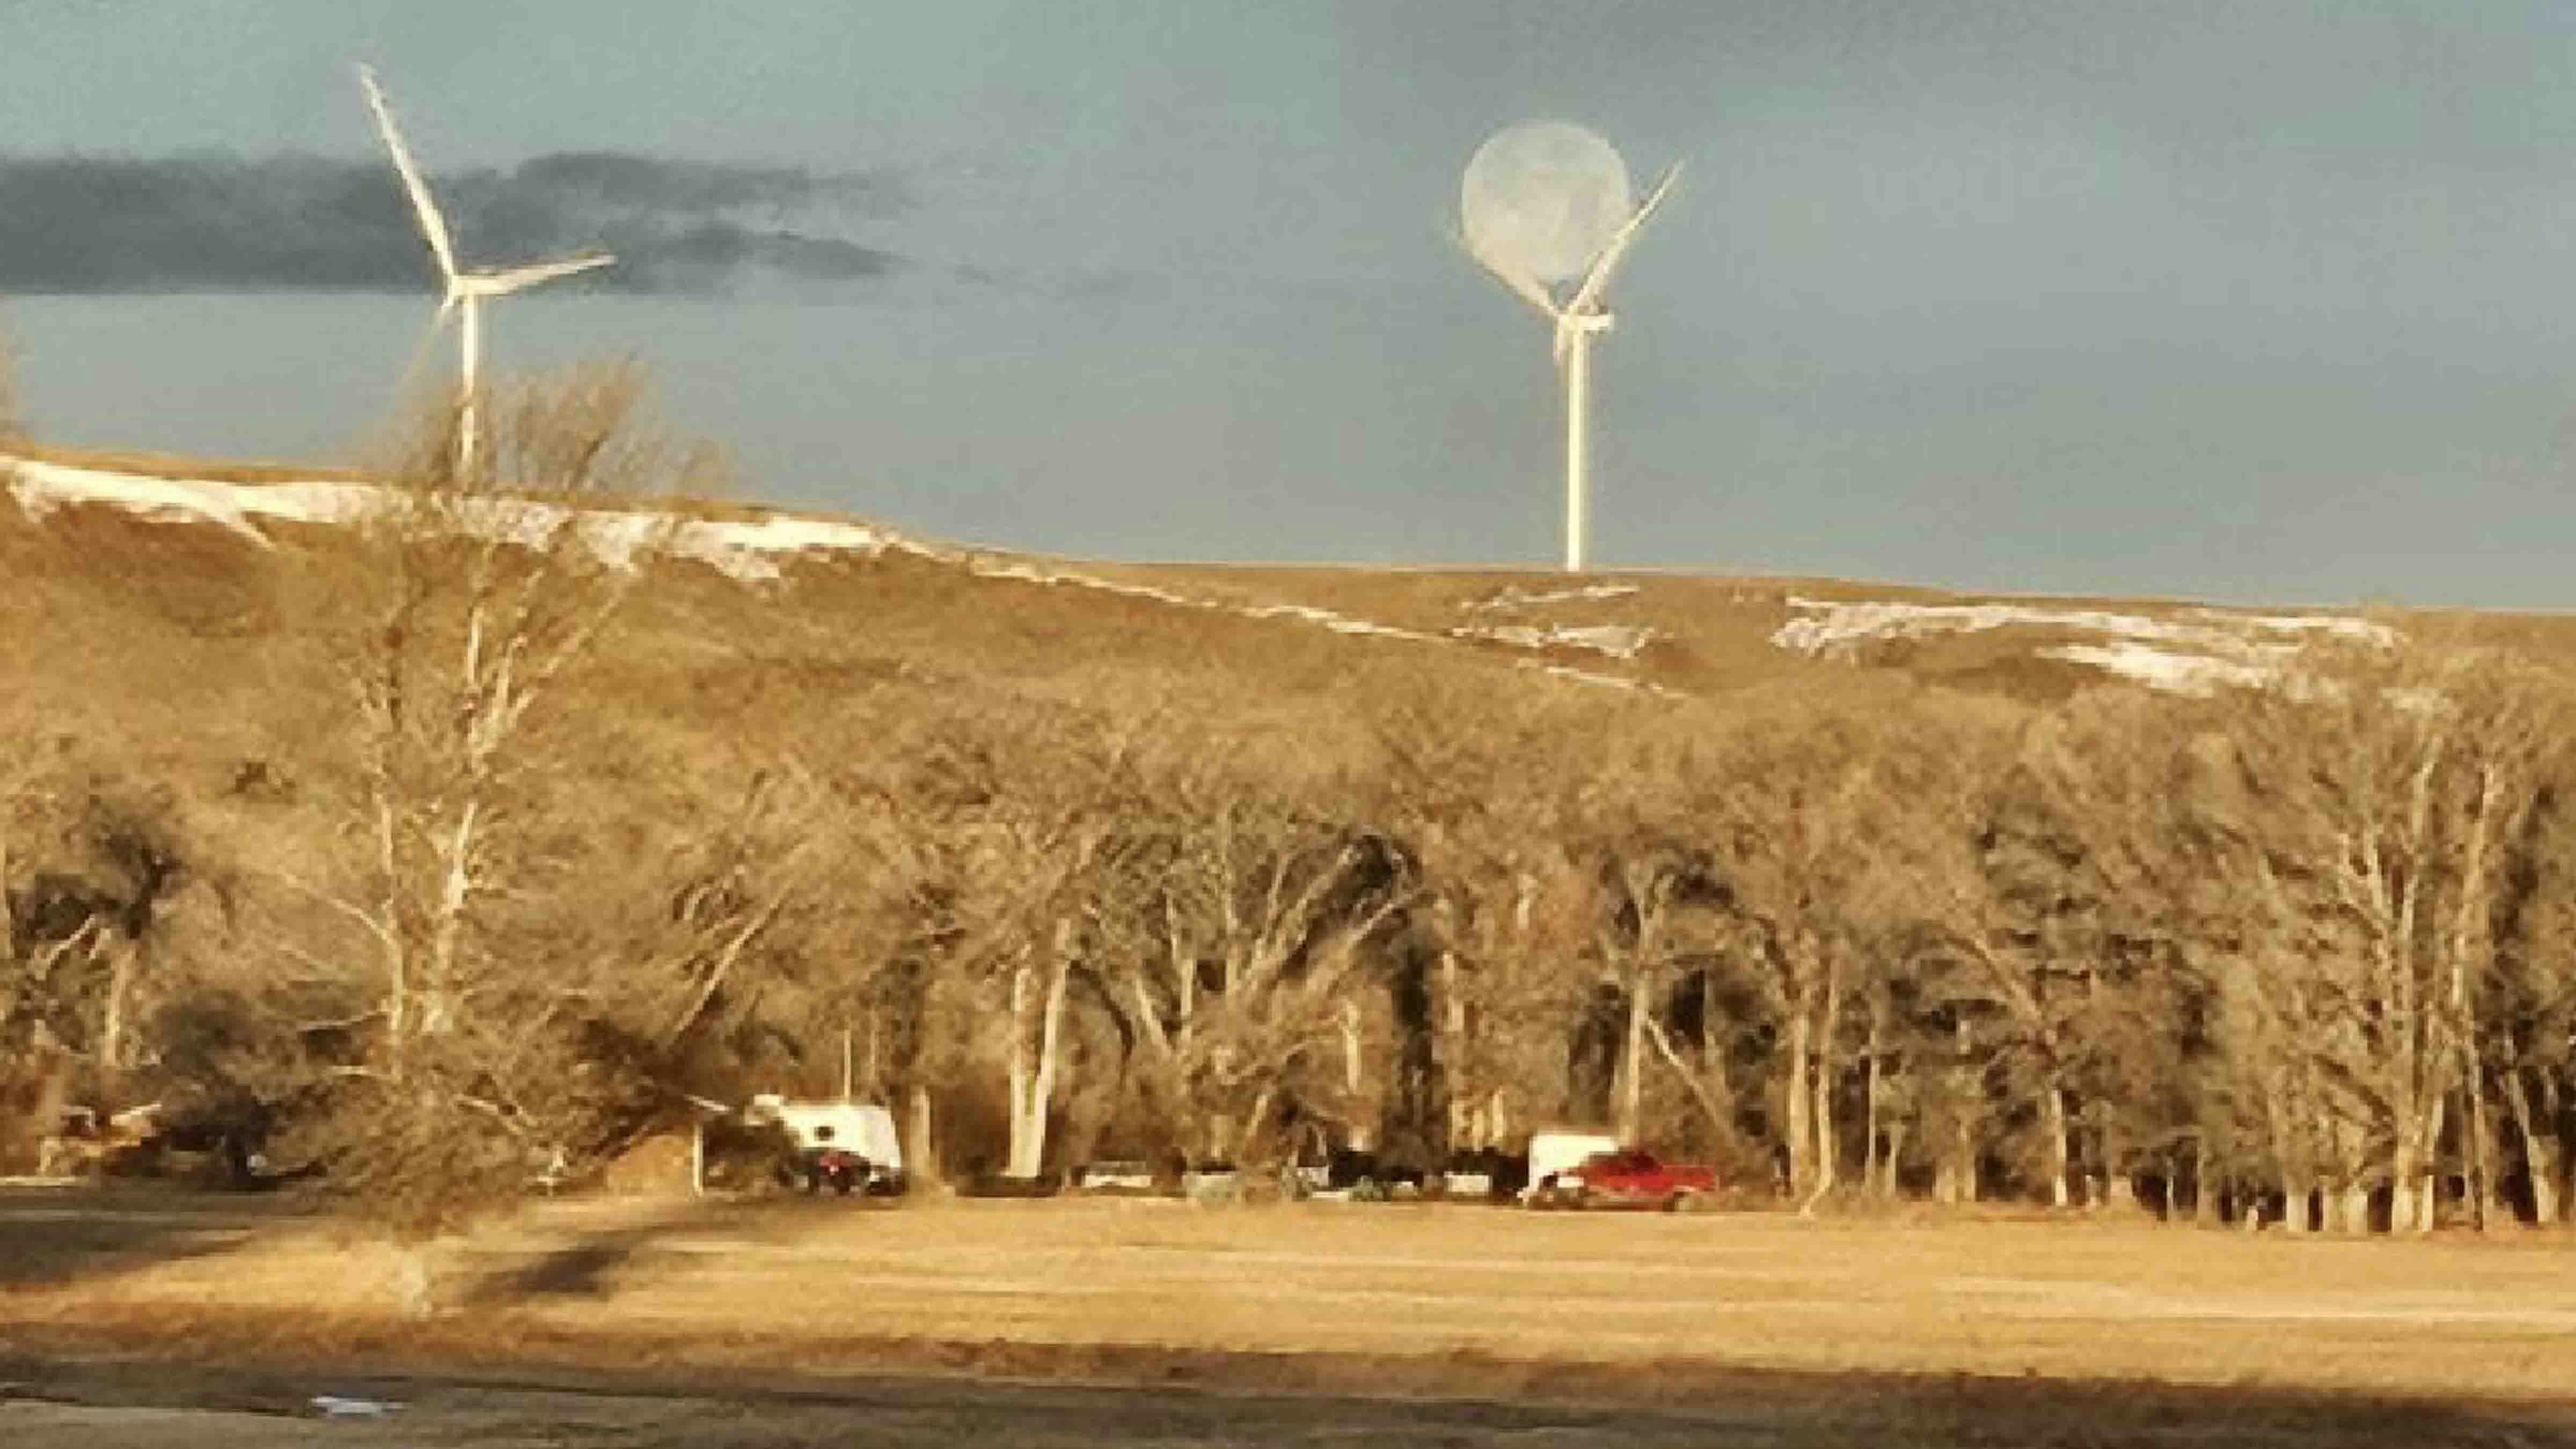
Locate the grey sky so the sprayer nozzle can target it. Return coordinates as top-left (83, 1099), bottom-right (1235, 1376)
top-left (7, 1), bottom-right (2576, 606)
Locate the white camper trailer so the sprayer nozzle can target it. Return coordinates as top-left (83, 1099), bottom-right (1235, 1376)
top-left (744, 1095), bottom-right (905, 1194)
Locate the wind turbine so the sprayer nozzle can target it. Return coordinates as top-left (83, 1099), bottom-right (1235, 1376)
top-left (358, 63), bottom-right (614, 476)
top-left (1458, 121), bottom-right (1679, 574)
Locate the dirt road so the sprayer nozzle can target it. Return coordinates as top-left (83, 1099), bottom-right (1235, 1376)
top-left (0, 1372), bottom-right (1817, 1449)
top-left (7, 1354), bottom-right (2571, 1448)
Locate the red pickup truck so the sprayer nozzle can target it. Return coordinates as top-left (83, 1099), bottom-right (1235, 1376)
top-left (1528, 1148), bottom-right (1718, 1212)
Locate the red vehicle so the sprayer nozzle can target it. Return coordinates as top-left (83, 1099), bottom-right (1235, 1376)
top-left (1528, 1148), bottom-right (1718, 1212)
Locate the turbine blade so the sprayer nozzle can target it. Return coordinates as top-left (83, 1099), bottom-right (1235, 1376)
top-left (357, 63), bottom-right (460, 282)
top-left (1450, 223), bottom-right (1561, 322)
top-left (473, 252), bottom-right (616, 296)
top-left (1560, 160), bottom-right (1681, 326)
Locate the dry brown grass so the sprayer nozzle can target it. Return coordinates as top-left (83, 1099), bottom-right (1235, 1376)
top-left (10, 1190), bottom-right (2576, 1415)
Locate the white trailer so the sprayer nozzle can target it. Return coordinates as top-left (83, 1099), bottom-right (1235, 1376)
top-left (743, 1095), bottom-right (904, 1191)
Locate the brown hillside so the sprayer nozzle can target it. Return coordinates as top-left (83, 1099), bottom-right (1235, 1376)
top-left (17, 451), bottom-right (2576, 733)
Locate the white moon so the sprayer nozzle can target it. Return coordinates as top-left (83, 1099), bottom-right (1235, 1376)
top-left (1460, 121), bottom-right (1634, 287)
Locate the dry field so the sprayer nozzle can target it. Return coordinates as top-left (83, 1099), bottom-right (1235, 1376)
top-left (5, 1188), bottom-right (2575, 1444)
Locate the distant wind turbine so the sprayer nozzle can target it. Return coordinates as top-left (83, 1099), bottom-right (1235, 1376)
top-left (1459, 121), bottom-right (1679, 574)
top-left (357, 63), bottom-right (614, 475)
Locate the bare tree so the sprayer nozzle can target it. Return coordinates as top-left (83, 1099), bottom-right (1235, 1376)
top-left (1368, 678), bottom-right (1609, 1154)
top-left (272, 364), bottom-right (733, 1251)
top-left (1096, 747), bottom-right (1411, 1167)
top-left (1679, 694), bottom-right (1899, 1205)
top-left (874, 697), bottom-right (1153, 1181)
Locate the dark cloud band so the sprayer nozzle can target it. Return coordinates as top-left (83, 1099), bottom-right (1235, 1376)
top-left (0, 152), bottom-right (902, 294)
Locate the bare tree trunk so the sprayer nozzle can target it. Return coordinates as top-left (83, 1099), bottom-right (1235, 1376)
top-left (1005, 960), bottom-right (1035, 1174)
top-left (1862, 1000), bottom-right (1883, 1198)
top-left (2505, 1071), bottom-right (2560, 1226)
top-left (1695, 969), bottom-right (1737, 1153)
top-left (2041, 1081), bottom-right (2072, 1209)
top-left (2390, 1112), bottom-right (2425, 1234)
top-left (908, 1084), bottom-right (940, 1189)
top-left (1027, 954), bottom-right (1070, 1173)
top-left (1781, 990), bottom-right (1814, 1195)
top-left (2554, 1076), bottom-right (2574, 1228)
top-left (1954, 1111), bottom-right (1979, 1204)
top-left (1880, 1118), bottom-right (1906, 1198)
top-left (1342, 997), bottom-right (1372, 1152)
top-left (2194, 1135), bottom-right (2219, 1227)
top-left (2265, 1069), bottom-right (2313, 1234)
top-left (1615, 982), bottom-right (1648, 1144)
top-left (2282, 1175), bottom-right (2315, 1234)
top-left (371, 793), bottom-right (409, 1052)
top-left (421, 795), bottom-right (482, 1036)
top-left (1933, 1018), bottom-right (1976, 1205)
top-left (98, 933), bottom-right (135, 1081)
top-left (1439, 954), bottom-right (1466, 1150)
top-left (1004, 943), bottom-right (1074, 1179)
top-left (2468, 1058), bottom-right (2500, 1231)
top-left (2418, 1093), bottom-right (2446, 1233)
top-left (1806, 969), bottom-right (1841, 1208)
top-left (1235, 1088), bottom-right (1277, 1165)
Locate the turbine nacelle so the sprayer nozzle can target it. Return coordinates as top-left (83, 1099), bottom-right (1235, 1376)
top-left (1553, 308), bottom-right (1615, 367)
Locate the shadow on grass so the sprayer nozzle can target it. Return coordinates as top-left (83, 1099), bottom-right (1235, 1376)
top-left (0, 1183), bottom-right (299, 1291)
top-left (456, 1191), bottom-right (887, 1307)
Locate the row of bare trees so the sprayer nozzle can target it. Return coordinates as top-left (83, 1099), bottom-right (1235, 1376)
top-left (649, 631), bottom-right (2576, 1236)
top-left (787, 642), bottom-right (2573, 1235)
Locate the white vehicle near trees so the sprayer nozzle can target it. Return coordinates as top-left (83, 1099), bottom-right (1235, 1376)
top-left (745, 1095), bottom-right (905, 1196)
top-left (1520, 1129), bottom-right (1620, 1203)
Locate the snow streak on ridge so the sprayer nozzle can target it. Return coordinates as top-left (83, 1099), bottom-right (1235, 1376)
top-left (5, 456), bottom-right (891, 582)
top-left (1770, 595), bottom-right (2396, 694)
top-left (3, 452), bottom-right (1658, 691)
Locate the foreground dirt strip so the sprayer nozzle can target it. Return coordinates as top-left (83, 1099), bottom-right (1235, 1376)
top-left (6, 1323), bottom-right (2576, 1448)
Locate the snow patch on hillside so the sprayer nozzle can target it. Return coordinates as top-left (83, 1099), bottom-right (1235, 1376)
top-left (952, 558), bottom-right (1671, 688)
top-left (1452, 622), bottom-right (1659, 660)
top-left (1772, 596), bottom-right (2395, 693)
top-left (7, 458), bottom-right (375, 540)
top-left (2041, 642), bottom-right (2273, 694)
top-left (1463, 582), bottom-right (1640, 612)
top-left (5, 455), bottom-right (891, 583)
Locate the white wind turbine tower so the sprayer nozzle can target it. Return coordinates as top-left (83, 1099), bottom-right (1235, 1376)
top-left (358, 63), bottom-right (614, 475)
top-left (1459, 121), bottom-right (1679, 573)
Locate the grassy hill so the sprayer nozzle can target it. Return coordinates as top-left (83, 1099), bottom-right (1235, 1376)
top-left (16, 435), bottom-right (2530, 722)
